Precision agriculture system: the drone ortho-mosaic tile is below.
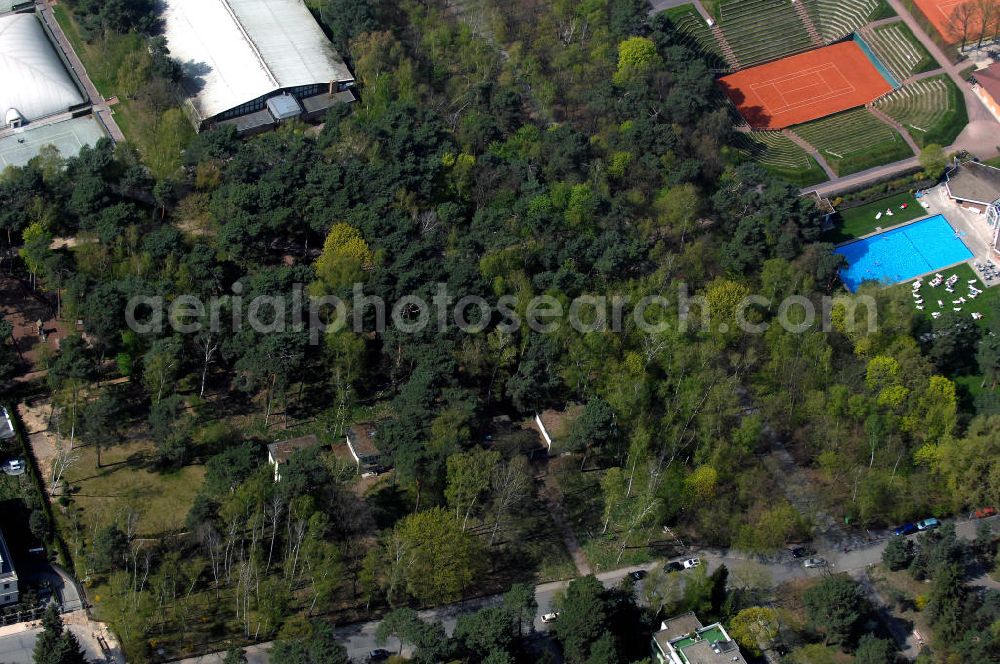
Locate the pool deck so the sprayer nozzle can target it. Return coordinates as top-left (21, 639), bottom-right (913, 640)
top-left (922, 184), bottom-right (999, 285)
top-left (838, 184), bottom-right (1000, 288)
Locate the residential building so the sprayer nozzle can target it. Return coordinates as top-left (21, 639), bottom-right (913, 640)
top-left (161, 0), bottom-right (356, 134)
top-left (266, 434), bottom-right (324, 482)
top-left (346, 423), bottom-right (380, 470)
top-left (531, 403), bottom-right (584, 455)
top-left (944, 160), bottom-right (1000, 247)
top-left (651, 612), bottom-right (748, 664)
top-left (0, 527), bottom-right (19, 606)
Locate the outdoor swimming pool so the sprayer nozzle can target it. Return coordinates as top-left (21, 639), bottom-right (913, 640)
top-left (836, 215), bottom-right (973, 292)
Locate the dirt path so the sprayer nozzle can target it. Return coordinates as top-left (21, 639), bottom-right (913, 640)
top-left (17, 401), bottom-right (56, 491)
top-left (541, 473), bottom-right (593, 576)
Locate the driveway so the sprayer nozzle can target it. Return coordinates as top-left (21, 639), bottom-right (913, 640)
top-left (0, 620), bottom-right (105, 663)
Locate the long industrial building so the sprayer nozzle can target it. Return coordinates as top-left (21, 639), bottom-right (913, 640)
top-left (162, 0), bottom-right (356, 133)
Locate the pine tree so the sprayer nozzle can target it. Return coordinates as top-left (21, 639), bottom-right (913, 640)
top-left (33, 603), bottom-right (63, 664)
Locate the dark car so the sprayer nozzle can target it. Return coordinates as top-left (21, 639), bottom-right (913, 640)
top-left (368, 649), bottom-right (391, 662)
top-left (664, 561), bottom-right (684, 573)
top-left (893, 523), bottom-right (918, 536)
top-left (630, 570), bottom-right (648, 581)
top-left (789, 546), bottom-right (815, 559)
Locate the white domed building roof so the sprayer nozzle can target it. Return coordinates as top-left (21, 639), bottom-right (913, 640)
top-left (0, 13), bottom-right (84, 123)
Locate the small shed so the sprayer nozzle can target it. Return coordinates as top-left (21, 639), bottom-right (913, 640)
top-left (267, 434), bottom-right (323, 482)
top-left (529, 403), bottom-right (584, 455)
top-left (346, 423), bottom-right (381, 470)
top-left (0, 407), bottom-right (14, 441)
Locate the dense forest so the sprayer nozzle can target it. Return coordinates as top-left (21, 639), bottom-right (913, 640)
top-left (1, 0), bottom-right (999, 662)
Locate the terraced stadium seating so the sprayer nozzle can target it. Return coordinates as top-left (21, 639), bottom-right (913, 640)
top-left (737, 130), bottom-right (816, 170)
top-left (665, 5), bottom-right (725, 61)
top-left (864, 23), bottom-right (931, 81)
top-left (792, 108), bottom-right (904, 158)
top-left (666, 0), bottom-right (883, 70)
top-left (717, 0), bottom-right (814, 67)
top-left (875, 76), bottom-right (952, 136)
top-left (806, 0), bottom-right (882, 43)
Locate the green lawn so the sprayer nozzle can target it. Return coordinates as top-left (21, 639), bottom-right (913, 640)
top-left (60, 439), bottom-right (206, 538)
top-left (905, 263), bottom-right (1000, 330)
top-left (824, 193), bottom-right (924, 242)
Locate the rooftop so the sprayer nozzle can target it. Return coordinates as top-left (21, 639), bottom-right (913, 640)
top-left (267, 434), bottom-right (322, 465)
top-left (653, 615), bottom-right (748, 664)
top-left (655, 612), bottom-right (704, 649)
top-left (976, 62), bottom-right (1000, 106)
top-left (947, 160), bottom-right (1000, 205)
top-left (0, 114), bottom-right (106, 168)
top-left (532, 403), bottom-right (584, 442)
top-left (0, 527), bottom-right (16, 580)
top-left (0, 13), bottom-right (85, 123)
top-left (679, 635), bottom-right (747, 664)
top-left (347, 423), bottom-right (379, 457)
top-left (161, 0), bottom-right (354, 122)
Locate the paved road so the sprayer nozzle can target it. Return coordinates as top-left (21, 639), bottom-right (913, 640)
top-left (171, 515), bottom-right (999, 664)
top-left (648, 0), bottom-right (699, 17)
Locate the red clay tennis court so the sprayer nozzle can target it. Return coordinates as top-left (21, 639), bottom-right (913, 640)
top-left (719, 42), bottom-right (894, 130)
top-left (913, 0), bottom-right (976, 43)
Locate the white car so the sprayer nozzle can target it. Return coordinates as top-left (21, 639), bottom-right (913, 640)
top-left (803, 557), bottom-right (827, 569)
top-left (541, 612), bottom-right (560, 623)
top-left (361, 471), bottom-right (378, 479)
top-left (682, 558), bottom-right (701, 569)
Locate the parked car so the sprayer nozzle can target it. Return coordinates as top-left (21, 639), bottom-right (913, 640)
top-left (974, 507), bottom-right (997, 519)
top-left (629, 570), bottom-right (647, 581)
top-left (361, 471), bottom-right (378, 479)
top-left (893, 523), bottom-right (918, 537)
top-left (789, 545), bottom-right (815, 559)
top-left (803, 558), bottom-right (827, 569)
top-left (664, 561), bottom-right (684, 573)
top-left (682, 558), bottom-right (701, 569)
top-left (541, 612), bottom-right (560, 623)
top-left (916, 518), bottom-right (940, 531)
top-left (368, 650), bottom-right (391, 662)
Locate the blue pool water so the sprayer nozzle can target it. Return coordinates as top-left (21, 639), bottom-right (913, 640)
top-left (836, 215), bottom-right (973, 292)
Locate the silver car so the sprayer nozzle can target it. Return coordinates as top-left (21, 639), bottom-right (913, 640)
top-left (803, 557), bottom-right (827, 568)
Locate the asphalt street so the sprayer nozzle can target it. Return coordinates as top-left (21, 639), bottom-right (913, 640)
top-left (171, 516), bottom-right (999, 664)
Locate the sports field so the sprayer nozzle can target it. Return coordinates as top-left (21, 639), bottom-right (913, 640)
top-left (913, 0), bottom-right (975, 43)
top-left (719, 42), bottom-right (894, 129)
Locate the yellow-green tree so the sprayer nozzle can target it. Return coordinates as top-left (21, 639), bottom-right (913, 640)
top-left (388, 507), bottom-right (481, 605)
top-left (614, 37), bottom-right (662, 86)
top-left (729, 607), bottom-right (780, 656)
top-left (314, 223), bottom-right (375, 292)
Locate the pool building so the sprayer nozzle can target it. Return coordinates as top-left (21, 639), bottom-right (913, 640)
top-left (651, 612), bottom-right (748, 664)
top-left (835, 214), bottom-right (974, 292)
